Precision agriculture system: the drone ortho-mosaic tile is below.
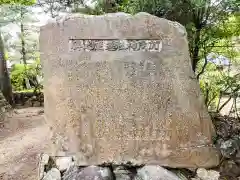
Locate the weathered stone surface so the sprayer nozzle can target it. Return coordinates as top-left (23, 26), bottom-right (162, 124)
top-left (62, 166), bottom-right (113, 180)
top-left (56, 156), bottom-right (73, 172)
top-left (42, 154), bottom-right (50, 165)
top-left (219, 136), bottom-right (240, 158)
top-left (196, 168), bottom-right (220, 180)
top-left (134, 165), bottom-right (181, 180)
top-left (113, 166), bottom-right (133, 180)
top-left (219, 160), bottom-right (240, 178)
top-left (43, 168), bottom-right (61, 180)
top-left (13, 91), bottom-right (44, 107)
top-left (39, 154), bottom-right (51, 180)
top-left (0, 91), bottom-right (11, 125)
top-left (236, 151), bottom-right (240, 164)
top-left (170, 169), bottom-right (189, 180)
top-left (62, 166), bottom-right (80, 180)
top-left (40, 12), bottom-right (219, 167)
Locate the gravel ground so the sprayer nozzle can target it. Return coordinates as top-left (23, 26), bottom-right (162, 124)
top-left (0, 107), bottom-right (50, 180)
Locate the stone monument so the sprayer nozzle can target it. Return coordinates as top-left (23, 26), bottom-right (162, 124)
top-left (40, 12), bottom-right (219, 168)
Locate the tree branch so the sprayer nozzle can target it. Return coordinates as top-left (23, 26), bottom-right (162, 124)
top-left (233, 97), bottom-right (239, 119)
top-left (218, 96), bottom-right (232, 112)
top-left (218, 86), bottom-right (240, 112)
top-left (197, 50), bottom-right (208, 79)
top-left (207, 92), bottom-right (218, 107)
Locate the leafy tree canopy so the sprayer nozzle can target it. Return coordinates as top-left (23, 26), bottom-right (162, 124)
top-left (0, 0), bottom-right (35, 5)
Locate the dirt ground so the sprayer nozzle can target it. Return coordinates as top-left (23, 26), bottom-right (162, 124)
top-left (0, 107), bottom-right (50, 180)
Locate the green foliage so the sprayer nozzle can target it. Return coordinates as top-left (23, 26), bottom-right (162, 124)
top-left (10, 56), bottom-right (42, 91)
top-left (199, 62), bottom-right (220, 106)
top-left (10, 64), bottom-right (28, 91)
top-left (198, 59), bottom-right (240, 112)
top-left (72, 0), bottom-right (129, 15)
top-left (0, 2), bottom-right (42, 103)
top-left (1, 5), bottom-right (40, 65)
top-left (74, 0), bottom-right (173, 16)
top-left (122, 0), bottom-right (173, 17)
top-left (197, 13), bottom-right (240, 112)
top-left (0, 0), bottom-right (35, 5)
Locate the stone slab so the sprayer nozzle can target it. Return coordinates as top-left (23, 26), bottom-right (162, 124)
top-left (40, 12), bottom-right (220, 168)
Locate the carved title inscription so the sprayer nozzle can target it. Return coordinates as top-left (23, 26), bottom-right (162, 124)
top-left (69, 39), bottom-right (163, 52)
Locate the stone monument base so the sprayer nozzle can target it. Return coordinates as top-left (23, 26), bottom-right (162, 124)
top-left (38, 154), bottom-right (190, 180)
top-left (44, 144), bottom-right (220, 168)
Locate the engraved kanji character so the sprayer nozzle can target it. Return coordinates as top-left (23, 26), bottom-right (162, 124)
top-left (139, 40), bottom-right (147, 51)
top-left (118, 40), bottom-right (128, 51)
top-left (129, 40), bottom-right (140, 51)
top-left (106, 40), bottom-right (120, 51)
top-left (95, 40), bottom-right (104, 51)
top-left (84, 40), bottom-right (98, 51)
top-left (70, 40), bottom-right (84, 51)
top-left (148, 40), bottom-right (162, 52)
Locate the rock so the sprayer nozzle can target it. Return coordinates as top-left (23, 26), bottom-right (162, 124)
top-left (62, 165), bottom-right (113, 180)
top-left (39, 154), bottom-right (50, 180)
top-left (56, 156), bottom-right (73, 171)
top-left (220, 160), bottom-right (240, 178)
top-left (43, 168), bottom-right (61, 180)
top-left (0, 91), bottom-right (11, 122)
top-left (113, 166), bottom-right (132, 180)
top-left (39, 167), bottom-right (45, 180)
top-left (41, 12), bottom-right (219, 167)
top-left (171, 170), bottom-right (189, 180)
top-left (235, 151), bottom-right (240, 164)
top-left (213, 114), bottom-right (240, 139)
top-left (196, 168), bottom-right (220, 180)
top-left (134, 165), bottom-right (181, 180)
top-left (38, 109), bottom-right (44, 114)
top-left (62, 166), bottom-right (80, 180)
top-left (42, 154), bottom-right (50, 165)
top-left (220, 137), bottom-right (240, 158)
top-left (170, 168), bottom-right (196, 179)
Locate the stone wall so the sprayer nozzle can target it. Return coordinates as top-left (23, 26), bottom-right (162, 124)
top-left (0, 91), bottom-right (11, 126)
top-left (13, 91), bottom-right (44, 108)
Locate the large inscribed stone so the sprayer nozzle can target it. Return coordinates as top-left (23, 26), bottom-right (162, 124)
top-left (40, 13), bottom-right (219, 168)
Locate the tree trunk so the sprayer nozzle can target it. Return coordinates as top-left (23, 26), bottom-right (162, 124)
top-left (20, 22), bottom-right (27, 65)
top-left (20, 7), bottom-right (31, 89)
top-left (0, 30), bottom-right (14, 105)
top-left (191, 28), bottom-right (201, 73)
